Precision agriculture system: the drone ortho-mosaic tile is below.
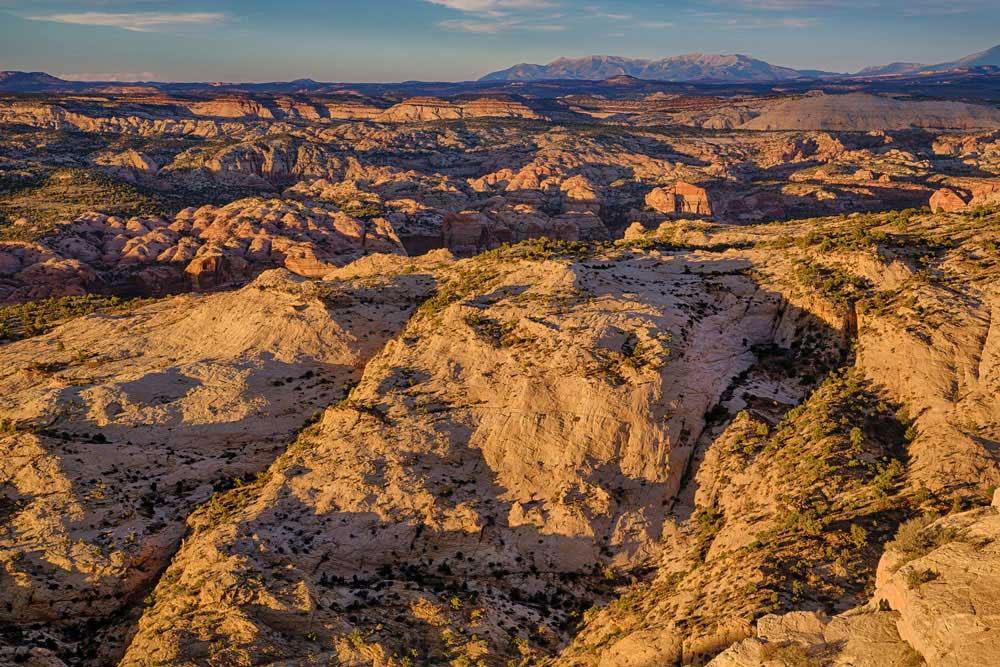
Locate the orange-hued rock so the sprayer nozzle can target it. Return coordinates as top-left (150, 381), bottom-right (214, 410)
top-left (0, 266), bottom-right (436, 656)
top-left (742, 92), bottom-right (1000, 131)
top-left (378, 96), bottom-right (542, 122)
top-left (183, 249), bottom-right (249, 289)
top-left (0, 199), bottom-right (407, 303)
top-left (188, 97), bottom-right (277, 119)
top-left (118, 247), bottom-right (826, 666)
top-left (646, 181), bottom-right (714, 217)
top-left (645, 186), bottom-right (677, 213)
top-left (442, 204), bottom-right (609, 256)
top-left (929, 187), bottom-right (968, 213)
top-left (95, 148), bottom-right (159, 174)
top-left (6, 83), bottom-right (1000, 667)
top-left (0, 242), bottom-right (96, 302)
top-left (711, 503), bottom-right (1000, 667)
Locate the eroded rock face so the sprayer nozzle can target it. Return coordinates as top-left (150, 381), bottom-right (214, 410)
top-left (741, 93), bottom-right (1000, 132)
top-left (118, 245), bottom-right (824, 666)
top-left (0, 96), bottom-right (541, 137)
top-left (379, 96), bottom-right (543, 122)
top-left (710, 500), bottom-right (1000, 667)
top-left (0, 267), bottom-right (435, 661)
top-left (0, 242), bottom-right (96, 302)
top-left (856, 243), bottom-right (1000, 491)
top-left (442, 205), bottom-right (609, 256)
top-left (646, 182), bottom-right (714, 217)
top-left (0, 199), bottom-right (406, 303)
top-left (94, 149), bottom-right (159, 175)
top-left (929, 187), bottom-right (968, 213)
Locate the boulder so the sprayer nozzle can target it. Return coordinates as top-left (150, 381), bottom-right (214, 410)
top-left (645, 186), bottom-right (677, 214)
top-left (184, 251), bottom-right (249, 290)
top-left (442, 211), bottom-right (490, 256)
top-left (710, 505), bottom-right (1000, 667)
top-left (929, 188), bottom-right (968, 213)
top-left (646, 182), bottom-right (713, 217)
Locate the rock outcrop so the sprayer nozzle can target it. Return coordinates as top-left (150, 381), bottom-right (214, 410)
top-left (929, 187), bottom-right (968, 213)
top-left (646, 182), bottom-right (714, 217)
top-left (0, 198), bottom-right (406, 303)
top-left (710, 497), bottom-right (1000, 666)
top-left (118, 242), bottom-right (834, 665)
top-left (0, 266), bottom-right (436, 661)
top-left (379, 97), bottom-right (543, 122)
top-left (742, 93), bottom-right (1000, 131)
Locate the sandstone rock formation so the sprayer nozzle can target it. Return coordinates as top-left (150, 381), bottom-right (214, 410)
top-left (120, 243), bottom-right (822, 665)
top-left (742, 93), bottom-right (1000, 132)
top-left (710, 497), bottom-right (1000, 667)
top-left (379, 97), bottom-right (542, 122)
top-left (928, 187), bottom-right (968, 213)
top-left (0, 266), bottom-right (436, 661)
top-left (0, 199), bottom-right (406, 303)
top-left (645, 182), bottom-right (714, 217)
top-left (3, 81), bottom-right (1000, 667)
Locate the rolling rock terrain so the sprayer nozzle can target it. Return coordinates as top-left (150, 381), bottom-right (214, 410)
top-left (1, 82), bottom-right (1000, 667)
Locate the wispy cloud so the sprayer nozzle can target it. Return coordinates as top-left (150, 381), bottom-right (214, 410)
top-left (24, 11), bottom-right (225, 32)
top-left (690, 10), bottom-right (819, 29)
top-left (439, 17), bottom-right (565, 32)
top-left (425, 0), bottom-right (555, 16)
top-left (637, 20), bottom-right (675, 29)
top-left (717, 0), bottom-right (843, 8)
top-left (584, 10), bottom-right (632, 21)
top-left (427, 0), bottom-right (564, 32)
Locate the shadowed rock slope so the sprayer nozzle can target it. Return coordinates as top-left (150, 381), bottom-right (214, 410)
top-left (710, 494), bottom-right (1000, 667)
top-left (0, 265), bottom-right (437, 663)
top-left (2, 208), bottom-right (999, 666)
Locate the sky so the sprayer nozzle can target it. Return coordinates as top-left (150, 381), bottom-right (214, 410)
top-left (0, 0), bottom-right (997, 82)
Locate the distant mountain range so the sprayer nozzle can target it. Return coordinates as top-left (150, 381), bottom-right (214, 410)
top-left (481, 45), bottom-right (1000, 83)
top-left (857, 45), bottom-right (1000, 77)
top-left (0, 45), bottom-right (997, 93)
top-left (0, 71), bottom-right (70, 92)
top-left (480, 53), bottom-right (836, 83)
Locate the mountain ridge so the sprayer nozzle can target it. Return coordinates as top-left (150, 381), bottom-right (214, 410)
top-left (483, 44), bottom-right (1000, 83)
top-left (851, 44), bottom-right (1000, 77)
top-left (479, 53), bottom-right (834, 83)
top-left (1, 44), bottom-right (998, 93)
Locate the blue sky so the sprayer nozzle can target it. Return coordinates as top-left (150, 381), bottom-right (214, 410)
top-left (0, 1), bottom-right (997, 82)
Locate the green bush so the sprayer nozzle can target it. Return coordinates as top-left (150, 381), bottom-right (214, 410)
top-left (889, 515), bottom-right (961, 571)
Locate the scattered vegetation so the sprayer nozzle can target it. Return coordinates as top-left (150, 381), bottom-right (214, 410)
top-left (887, 515), bottom-right (962, 572)
top-left (463, 312), bottom-right (518, 348)
top-left (758, 641), bottom-right (815, 667)
top-left (791, 259), bottom-right (872, 314)
top-left (905, 567), bottom-right (939, 589)
top-left (0, 167), bottom-right (171, 240)
top-left (0, 293), bottom-right (154, 341)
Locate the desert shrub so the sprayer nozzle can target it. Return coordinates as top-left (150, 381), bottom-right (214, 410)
top-left (417, 266), bottom-right (496, 317)
top-left (905, 568), bottom-right (939, 589)
top-left (850, 524), bottom-right (869, 549)
top-left (888, 515), bottom-right (961, 571)
top-left (463, 312), bottom-right (516, 348)
top-left (694, 505), bottom-right (725, 537)
top-left (479, 237), bottom-right (597, 262)
top-left (791, 260), bottom-right (871, 314)
top-left (871, 458), bottom-right (905, 498)
top-left (759, 641), bottom-right (815, 667)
